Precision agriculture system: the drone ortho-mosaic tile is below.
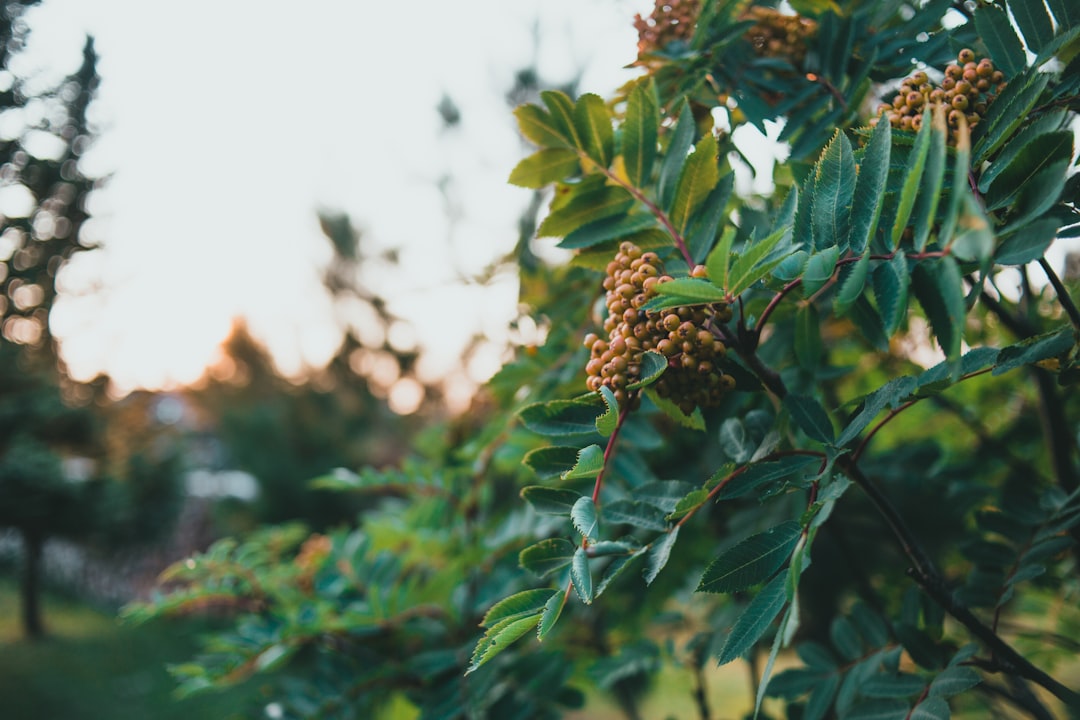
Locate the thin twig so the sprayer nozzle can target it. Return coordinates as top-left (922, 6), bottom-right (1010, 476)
top-left (736, 343), bottom-right (1080, 708)
top-left (1039, 258), bottom-right (1080, 331)
top-left (592, 402), bottom-right (632, 504)
top-left (914, 571), bottom-right (1080, 709)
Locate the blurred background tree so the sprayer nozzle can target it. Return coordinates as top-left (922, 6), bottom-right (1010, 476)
top-left (0, 1), bottom-right (186, 639)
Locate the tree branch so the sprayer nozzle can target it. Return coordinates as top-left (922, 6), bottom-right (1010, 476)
top-left (1039, 258), bottom-right (1080, 331)
top-left (913, 570), bottom-right (1080, 710)
top-left (735, 345), bottom-right (1079, 709)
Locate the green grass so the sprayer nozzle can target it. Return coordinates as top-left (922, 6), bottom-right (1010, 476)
top-left (0, 575), bottom-right (262, 720)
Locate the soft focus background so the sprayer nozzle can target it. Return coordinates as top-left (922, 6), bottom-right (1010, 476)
top-left (0, 1), bottom-right (655, 716)
top-left (31, 0), bottom-right (644, 406)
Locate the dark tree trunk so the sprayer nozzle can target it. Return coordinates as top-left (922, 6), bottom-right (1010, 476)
top-left (21, 529), bottom-right (45, 639)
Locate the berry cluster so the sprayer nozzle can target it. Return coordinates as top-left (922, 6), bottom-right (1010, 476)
top-left (876, 49), bottom-right (1006, 143)
top-left (585, 242), bottom-right (735, 415)
top-left (634, 0), bottom-right (700, 58)
top-left (742, 6), bottom-right (817, 65)
top-left (294, 533), bottom-right (332, 593)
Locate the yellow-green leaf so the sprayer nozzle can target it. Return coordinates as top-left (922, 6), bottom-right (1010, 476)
top-left (508, 148), bottom-right (580, 189)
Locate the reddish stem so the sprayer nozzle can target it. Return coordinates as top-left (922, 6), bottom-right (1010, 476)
top-left (852, 368), bottom-right (993, 462)
top-left (592, 401), bottom-right (632, 505)
top-left (591, 156), bottom-right (695, 267)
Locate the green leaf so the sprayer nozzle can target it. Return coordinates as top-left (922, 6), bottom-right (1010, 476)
top-left (520, 538), bottom-right (577, 577)
top-left (977, 115), bottom-right (1069, 193)
top-left (928, 666), bottom-right (981, 698)
top-left (254, 644), bottom-right (295, 673)
top-left (523, 445), bottom-right (581, 481)
top-left (644, 527), bottom-right (679, 585)
top-left (852, 292), bottom-right (890, 351)
top-left (698, 522), bottom-right (802, 593)
top-left (986, 131), bottom-right (1074, 211)
top-left (915, 345), bottom-right (997, 395)
top-left (1008, 0), bottom-right (1055, 51)
top-left (784, 394), bottom-right (835, 444)
top-left (537, 185), bottom-right (634, 238)
top-left (719, 417), bottom-right (752, 463)
top-left (514, 103), bottom-right (571, 148)
top-left (834, 252), bottom-right (870, 317)
top-left (604, 500), bottom-right (669, 531)
top-left (974, 71), bottom-right (1050, 164)
top-left (521, 486), bottom-right (582, 515)
top-left (911, 257), bottom-right (965, 361)
top-left (716, 573), bottom-right (788, 665)
top-left (774, 249), bottom-right (809, 283)
top-left (755, 604), bottom-right (796, 713)
top-left (596, 545), bottom-right (648, 595)
top-left (909, 697), bottom-right (951, 720)
top-left (845, 699), bottom-right (910, 720)
top-left (509, 148), bottom-right (580, 189)
top-left (811, 130), bottom-right (857, 252)
top-left (838, 378), bottom-right (920, 443)
top-left (728, 227), bottom-right (791, 296)
top-left (830, 615), bottom-right (863, 661)
top-left (802, 246), bottom-right (840, 297)
top-left (668, 488), bottom-right (708, 519)
top-left (596, 386), bottom-right (619, 436)
top-left (974, 4), bottom-right (1026, 77)
top-left (518, 396), bottom-right (604, 437)
top-left (636, 480), bottom-right (697, 513)
top-left (862, 673), bottom-right (928, 698)
top-left (949, 193), bottom-right (994, 264)
top-left (537, 589), bottom-right (567, 641)
top-left (794, 169), bottom-right (817, 250)
top-left (571, 496), bottom-right (600, 541)
top-left (717, 456), bottom-right (822, 501)
top-left (688, 174), bottom-right (735, 263)
top-left (573, 93), bottom-right (613, 168)
top-left (912, 107), bottom-right (947, 252)
top-left (570, 546), bottom-right (593, 603)
top-left (1046, 0), bottom-right (1079, 29)
top-left (669, 133), bottom-right (720, 237)
top-left (706, 226), bottom-right (736, 292)
top-left (1005, 158), bottom-right (1070, 230)
top-left (795, 303), bottom-right (823, 371)
top-left (563, 444), bottom-right (604, 480)
top-left (796, 639), bottom-right (838, 670)
top-left (644, 389), bottom-right (706, 430)
top-left (658, 101), bottom-right (696, 208)
top-left (848, 118), bottom-right (891, 254)
top-left (558, 213), bottom-right (657, 250)
top-left (482, 588), bottom-right (558, 627)
top-left (892, 108), bottom-right (932, 249)
top-left (936, 113), bottom-right (970, 251)
top-left (623, 80), bottom-right (659, 188)
top-left (804, 674), bottom-right (841, 720)
top-left (766, 667), bottom-right (833, 699)
top-left (873, 251), bottom-right (909, 335)
top-left (468, 613), bottom-right (543, 673)
top-left (541, 90), bottom-right (582, 149)
top-left (645, 277), bottom-right (728, 310)
top-left (626, 350), bottom-right (668, 390)
top-left (993, 326), bottom-right (1075, 375)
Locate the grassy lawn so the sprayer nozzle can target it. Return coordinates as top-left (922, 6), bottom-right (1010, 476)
top-left (0, 575), bottom-right (263, 720)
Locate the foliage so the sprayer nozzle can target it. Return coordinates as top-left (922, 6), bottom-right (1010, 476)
top-left (0, 3), bottom-right (183, 638)
top-left (133, 2), bottom-right (1080, 718)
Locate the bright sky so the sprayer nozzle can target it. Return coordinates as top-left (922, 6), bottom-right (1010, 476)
top-left (15, 0), bottom-right (650, 406)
